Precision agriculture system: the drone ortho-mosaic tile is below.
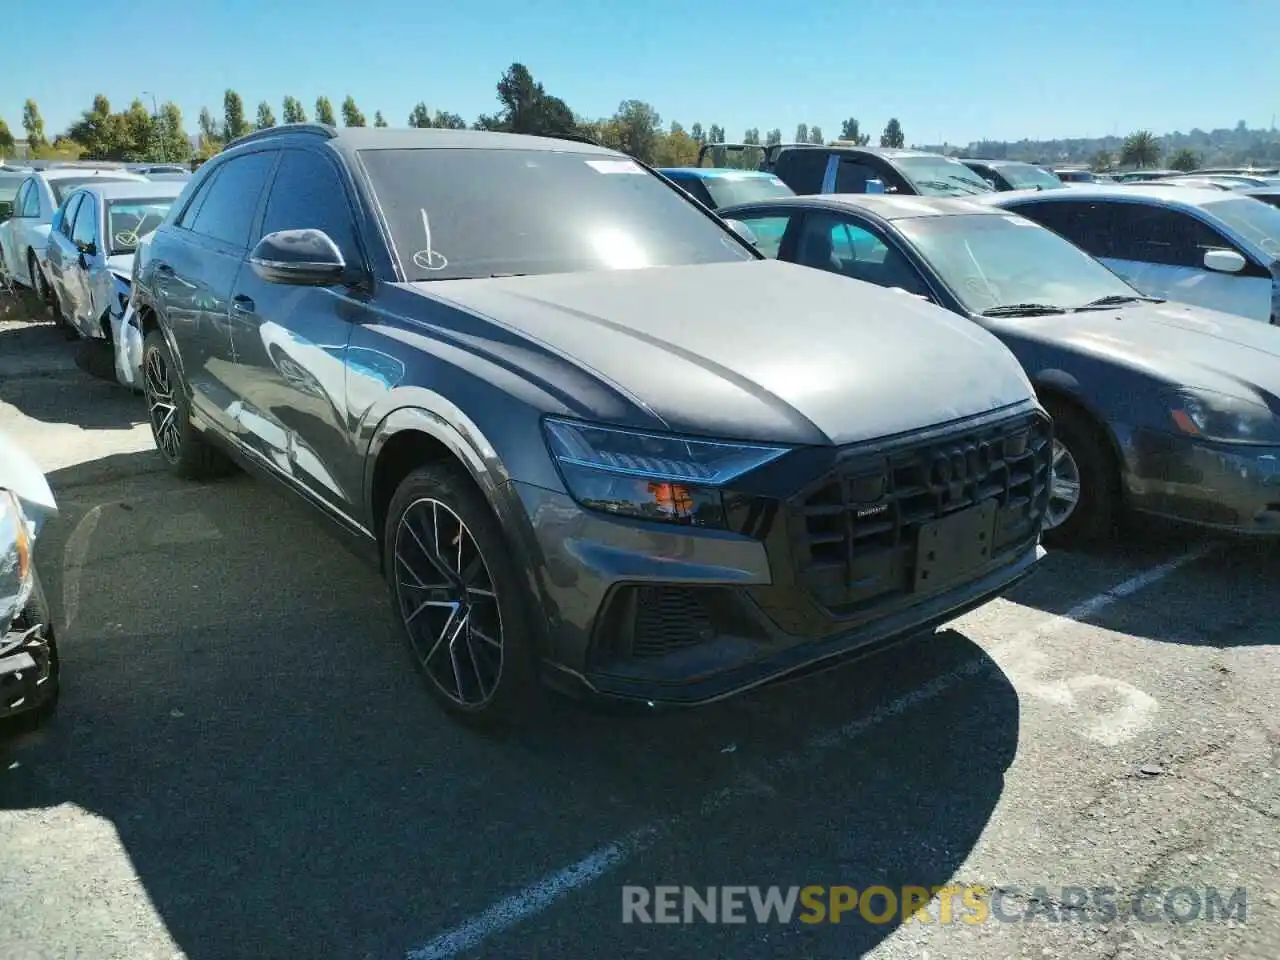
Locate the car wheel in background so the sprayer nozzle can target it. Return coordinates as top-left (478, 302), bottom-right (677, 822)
top-left (1041, 399), bottom-right (1118, 547)
top-left (383, 463), bottom-right (539, 728)
top-left (141, 329), bottom-right (235, 480)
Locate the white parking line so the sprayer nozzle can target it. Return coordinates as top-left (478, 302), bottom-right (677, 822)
top-left (404, 543), bottom-right (1218, 960)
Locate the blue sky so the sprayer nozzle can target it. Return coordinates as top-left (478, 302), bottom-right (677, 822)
top-left (6, 0), bottom-right (1278, 146)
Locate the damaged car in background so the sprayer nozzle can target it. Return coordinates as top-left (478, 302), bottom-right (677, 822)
top-left (0, 432), bottom-right (59, 730)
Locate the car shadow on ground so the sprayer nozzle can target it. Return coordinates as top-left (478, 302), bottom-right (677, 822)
top-left (0, 450), bottom-right (1020, 960)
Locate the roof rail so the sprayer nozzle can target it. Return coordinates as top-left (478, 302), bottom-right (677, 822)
top-left (227, 122), bottom-right (337, 149)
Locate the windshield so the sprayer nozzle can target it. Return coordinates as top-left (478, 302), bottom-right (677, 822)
top-left (896, 212), bottom-right (1138, 314)
top-left (702, 174), bottom-right (794, 208)
top-left (51, 176), bottom-right (136, 205)
top-left (106, 198), bottom-right (177, 255)
top-left (1202, 197), bottom-right (1280, 260)
top-left (895, 157), bottom-right (994, 197)
top-left (999, 164), bottom-right (1064, 191)
top-left (359, 148), bottom-right (756, 281)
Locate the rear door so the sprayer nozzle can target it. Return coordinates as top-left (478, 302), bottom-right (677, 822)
top-left (151, 149), bottom-right (278, 437)
top-left (43, 191), bottom-right (82, 311)
top-left (227, 146), bottom-right (372, 514)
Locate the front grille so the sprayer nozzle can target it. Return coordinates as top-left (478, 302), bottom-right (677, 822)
top-left (790, 410), bottom-right (1052, 616)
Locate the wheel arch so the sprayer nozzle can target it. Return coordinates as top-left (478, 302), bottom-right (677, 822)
top-left (1031, 372), bottom-right (1126, 485)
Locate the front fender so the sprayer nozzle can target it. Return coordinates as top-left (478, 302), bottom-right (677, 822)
top-left (0, 432), bottom-right (56, 515)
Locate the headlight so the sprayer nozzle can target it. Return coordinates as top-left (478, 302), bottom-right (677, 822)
top-left (542, 418), bottom-right (790, 528)
top-left (1166, 388), bottom-right (1280, 445)
top-left (1, 490), bottom-right (33, 626)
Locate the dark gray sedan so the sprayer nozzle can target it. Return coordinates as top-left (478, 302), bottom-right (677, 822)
top-left (719, 194), bottom-right (1280, 544)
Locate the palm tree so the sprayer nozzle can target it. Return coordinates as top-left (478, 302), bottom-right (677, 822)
top-left (1120, 130), bottom-right (1161, 169)
top-left (1169, 148), bottom-right (1199, 172)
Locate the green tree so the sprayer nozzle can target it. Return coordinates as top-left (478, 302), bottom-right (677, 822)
top-left (1090, 149), bottom-right (1113, 171)
top-left (0, 117), bottom-right (13, 153)
top-left (256, 101), bottom-right (277, 130)
top-left (690, 122), bottom-right (705, 144)
top-left (839, 117), bottom-right (870, 145)
top-left (408, 103), bottom-right (432, 128)
top-left (475, 63), bottom-right (576, 137)
top-left (156, 103), bottom-right (190, 162)
top-left (708, 124), bottom-right (725, 143)
top-left (1120, 130), bottom-right (1160, 168)
top-left (315, 97), bottom-right (337, 126)
top-left (374, 110), bottom-right (387, 127)
top-left (282, 96), bottom-right (307, 124)
top-left (880, 118), bottom-right (904, 148)
top-left (654, 121), bottom-right (699, 167)
top-left (610, 100), bottom-right (663, 163)
top-left (433, 111), bottom-right (466, 130)
top-left (341, 96), bottom-right (366, 127)
top-left (1169, 147), bottom-right (1198, 172)
top-left (795, 123), bottom-right (808, 144)
top-left (809, 125), bottom-right (824, 144)
top-left (223, 90), bottom-right (250, 142)
top-left (743, 128), bottom-right (761, 145)
top-left (197, 106), bottom-right (222, 157)
top-left (22, 99), bottom-right (47, 150)
top-left (765, 128), bottom-right (782, 146)
top-left (67, 95), bottom-right (119, 159)
top-left (119, 99), bottom-right (155, 161)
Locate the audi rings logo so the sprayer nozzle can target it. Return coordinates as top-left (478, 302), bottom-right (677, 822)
top-left (931, 442), bottom-right (993, 495)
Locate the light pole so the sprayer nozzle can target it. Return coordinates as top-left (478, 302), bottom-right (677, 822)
top-left (142, 90), bottom-right (164, 162)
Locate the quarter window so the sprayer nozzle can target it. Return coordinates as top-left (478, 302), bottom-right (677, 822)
top-left (187, 151), bottom-right (277, 249)
top-left (20, 180), bottom-right (40, 217)
top-left (58, 194), bottom-right (82, 238)
top-left (71, 196), bottom-right (97, 250)
top-left (258, 149), bottom-right (362, 265)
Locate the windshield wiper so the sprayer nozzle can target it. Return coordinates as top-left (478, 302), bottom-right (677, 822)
top-left (981, 303), bottom-right (1068, 317)
top-left (1075, 294), bottom-right (1165, 309)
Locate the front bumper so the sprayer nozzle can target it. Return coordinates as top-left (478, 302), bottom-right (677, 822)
top-left (511, 406), bottom-right (1052, 704)
top-left (1120, 427), bottom-right (1280, 535)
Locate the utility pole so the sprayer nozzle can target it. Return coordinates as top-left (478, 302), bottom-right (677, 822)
top-left (143, 90), bottom-right (164, 162)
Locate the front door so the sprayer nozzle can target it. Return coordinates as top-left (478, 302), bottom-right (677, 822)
top-left (225, 146), bottom-right (371, 517)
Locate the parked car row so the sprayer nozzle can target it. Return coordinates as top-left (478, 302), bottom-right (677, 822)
top-left (5, 124), bottom-right (1280, 733)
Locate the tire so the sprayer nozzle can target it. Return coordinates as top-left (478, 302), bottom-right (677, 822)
top-left (1, 570), bottom-right (60, 733)
top-left (27, 251), bottom-right (50, 308)
top-left (383, 462), bottom-right (540, 729)
top-left (1041, 399), bottom-right (1118, 547)
top-left (141, 329), bottom-right (234, 480)
top-left (50, 289), bottom-right (79, 340)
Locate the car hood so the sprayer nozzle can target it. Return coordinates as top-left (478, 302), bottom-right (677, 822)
top-left (412, 259), bottom-right (1033, 446)
top-left (988, 300), bottom-right (1280, 398)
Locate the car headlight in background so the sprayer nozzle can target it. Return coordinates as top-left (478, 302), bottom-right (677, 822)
top-left (1166, 388), bottom-right (1280, 445)
top-left (543, 418), bottom-right (790, 528)
top-left (0, 490), bottom-right (34, 626)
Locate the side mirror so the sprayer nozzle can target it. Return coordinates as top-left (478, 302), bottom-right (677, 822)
top-left (1203, 248), bottom-right (1247, 274)
top-left (249, 228), bottom-right (347, 285)
top-left (723, 218), bottom-right (759, 248)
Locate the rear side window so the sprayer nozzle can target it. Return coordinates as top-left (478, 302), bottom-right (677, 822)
top-left (187, 151), bottom-right (277, 249)
top-left (259, 149), bottom-right (364, 264)
top-left (834, 160), bottom-right (881, 193)
top-left (20, 180), bottom-right (40, 217)
top-left (773, 149), bottom-right (827, 194)
top-left (1008, 200), bottom-right (1100, 253)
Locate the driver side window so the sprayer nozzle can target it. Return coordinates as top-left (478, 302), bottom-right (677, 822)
top-left (795, 212), bottom-right (932, 297)
top-left (731, 214), bottom-right (791, 258)
top-left (71, 197), bottom-right (97, 251)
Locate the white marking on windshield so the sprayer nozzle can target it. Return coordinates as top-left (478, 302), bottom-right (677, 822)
top-left (412, 208), bottom-right (449, 271)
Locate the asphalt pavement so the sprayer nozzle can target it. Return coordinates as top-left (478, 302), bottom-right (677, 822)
top-left (1, 309), bottom-right (1278, 960)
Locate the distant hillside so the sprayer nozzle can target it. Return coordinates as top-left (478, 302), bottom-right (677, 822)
top-left (921, 121), bottom-right (1280, 170)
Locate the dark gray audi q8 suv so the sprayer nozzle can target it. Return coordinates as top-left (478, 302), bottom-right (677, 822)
top-left (133, 124), bottom-right (1052, 726)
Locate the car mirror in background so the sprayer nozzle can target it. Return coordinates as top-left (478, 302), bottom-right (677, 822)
top-left (865, 179), bottom-right (887, 194)
top-left (1202, 248), bottom-right (1247, 274)
top-left (723, 218), bottom-right (760, 248)
top-left (249, 228), bottom-right (347, 285)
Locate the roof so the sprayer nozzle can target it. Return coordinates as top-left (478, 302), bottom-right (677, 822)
top-left (958, 158), bottom-right (1043, 169)
top-left (72, 180), bottom-right (188, 201)
top-left (227, 122), bottom-right (619, 156)
top-left (719, 193), bottom-right (999, 221)
top-left (35, 167), bottom-right (148, 183)
top-left (974, 183), bottom-right (1232, 209)
top-left (657, 167), bottom-right (778, 180)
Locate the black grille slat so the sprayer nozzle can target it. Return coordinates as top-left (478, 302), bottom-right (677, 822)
top-left (790, 411), bottom-right (1053, 616)
top-left (631, 586), bottom-right (716, 659)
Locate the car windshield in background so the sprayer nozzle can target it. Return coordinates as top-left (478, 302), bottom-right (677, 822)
top-left (1000, 164), bottom-right (1064, 190)
top-left (1202, 197), bottom-right (1280, 260)
top-left (0, 174), bottom-right (24, 202)
top-left (106, 198), bottom-right (177, 255)
top-left (896, 157), bottom-right (994, 197)
top-left (51, 177), bottom-right (135, 205)
top-left (702, 174), bottom-right (794, 208)
top-left (896, 212), bottom-right (1137, 315)
top-left (359, 148), bottom-right (756, 281)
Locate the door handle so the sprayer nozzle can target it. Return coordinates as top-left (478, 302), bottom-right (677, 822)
top-left (232, 294), bottom-right (255, 315)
